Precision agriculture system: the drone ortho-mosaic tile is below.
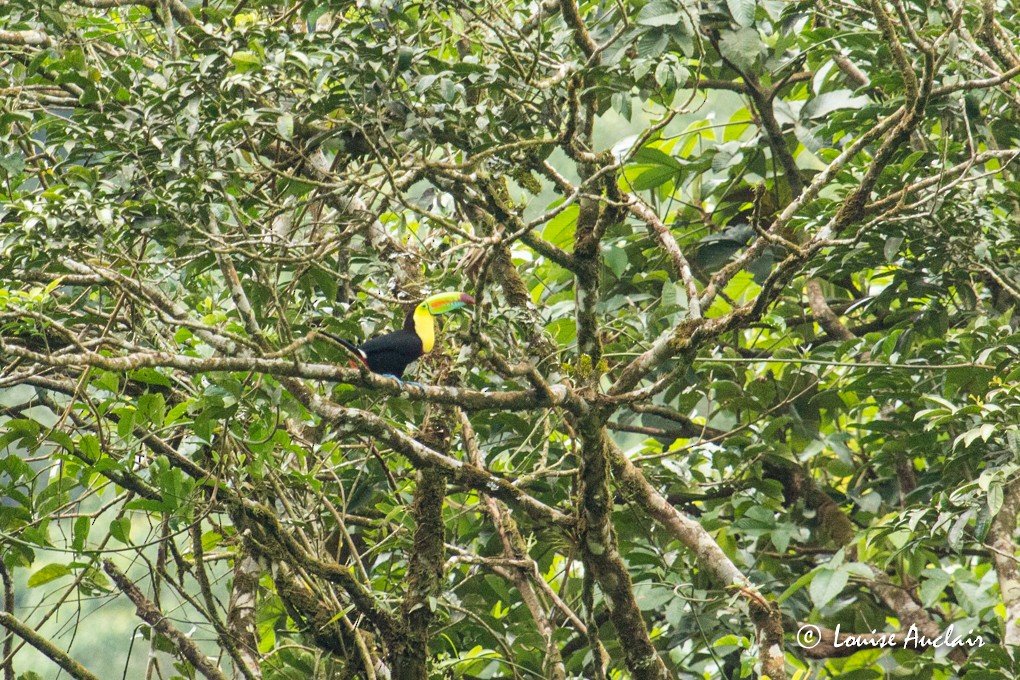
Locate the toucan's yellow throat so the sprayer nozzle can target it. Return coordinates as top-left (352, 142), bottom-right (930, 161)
top-left (412, 305), bottom-right (436, 353)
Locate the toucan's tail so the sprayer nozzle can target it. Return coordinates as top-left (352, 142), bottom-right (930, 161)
top-left (319, 331), bottom-right (370, 369)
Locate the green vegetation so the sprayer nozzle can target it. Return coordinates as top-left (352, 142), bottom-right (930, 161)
top-left (3, 0), bottom-right (1020, 678)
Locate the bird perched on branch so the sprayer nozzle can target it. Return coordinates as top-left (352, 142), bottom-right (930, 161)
top-left (329, 291), bottom-right (474, 381)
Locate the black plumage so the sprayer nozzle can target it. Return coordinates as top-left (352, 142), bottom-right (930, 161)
top-left (337, 314), bottom-right (423, 378)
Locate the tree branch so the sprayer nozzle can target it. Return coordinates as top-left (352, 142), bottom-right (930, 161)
top-left (0, 338), bottom-right (577, 413)
top-left (103, 561), bottom-right (229, 680)
top-left (806, 279), bottom-right (855, 341)
top-left (607, 441), bottom-right (786, 679)
top-left (0, 613), bottom-right (99, 680)
top-left (575, 425), bottom-right (671, 679)
top-left (986, 477), bottom-right (1020, 646)
top-left (0, 30), bottom-right (53, 47)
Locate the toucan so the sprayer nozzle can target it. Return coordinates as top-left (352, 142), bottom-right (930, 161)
top-left (333, 291), bottom-right (474, 380)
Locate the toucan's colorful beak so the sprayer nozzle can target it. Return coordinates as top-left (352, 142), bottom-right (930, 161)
top-left (425, 291), bottom-right (475, 315)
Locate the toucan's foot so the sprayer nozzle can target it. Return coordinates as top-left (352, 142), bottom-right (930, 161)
top-left (379, 377), bottom-right (418, 387)
top-left (380, 374), bottom-right (423, 388)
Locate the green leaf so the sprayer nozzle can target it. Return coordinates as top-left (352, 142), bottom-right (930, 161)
top-left (605, 247), bottom-right (629, 278)
top-left (47, 430), bottom-right (74, 452)
top-left (201, 532), bottom-right (222, 552)
top-left (631, 146), bottom-right (684, 170)
top-left (947, 510), bottom-right (973, 550)
top-left (277, 112), bottom-right (294, 141)
top-left (603, 26), bottom-right (638, 66)
top-left (726, 0), bottom-right (757, 27)
top-left (28, 563), bottom-right (71, 588)
top-left (661, 280), bottom-right (688, 312)
top-left (809, 566), bottom-right (848, 607)
top-left (711, 143), bottom-right (744, 172)
top-left (0, 385), bottom-right (37, 408)
top-left (440, 78), bottom-right (458, 102)
top-left (802, 90), bottom-right (871, 119)
top-left (304, 4), bottom-right (330, 27)
top-left (956, 423), bottom-right (997, 449)
top-left (633, 583), bottom-right (675, 610)
top-left (116, 408), bottom-right (135, 439)
top-left (988, 482), bottom-right (1004, 517)
top-left (80, 434), bottom-right (100, 461)
top-left (21, 406), bottom-right (58, 429)
top-left (72, 516), bottom-right (91, 553)
top-left (624, 164), bottom-right (680, 191)
top-left (546, 318), bottom-right (576, 345)
top-left (636, 2), bottom-right (686, 27)
top-left (542, 204), bottom-right (578, 249)
top-left (919, 568), bottom-right (951, 608)
top-left (0, 153), bottom-right (26, 177)
top-left (230, 51), bottom-right (262, 72)
top-left (719, 27), bottom-right (761, 72)
top-left (110, 518), bottom-right (132, 545)
top-left (884, 235), bottom-right (904, 261)
top-left (777, 570), bottom-right (815, 603)
top-left (130, 368), bottom-right (171, 387)
top-left (771, 524), bottom-right (793, 552)
top-left (137, 393), bottom-right (166, 427)
top-left (636, 29), bottom-right (670, 60)
top-left (655, 59), bottom-right (684, 93)
top-left (165, 401), bottom-right (191, 425)
top-left (125, 499), bottom-right (171, 513)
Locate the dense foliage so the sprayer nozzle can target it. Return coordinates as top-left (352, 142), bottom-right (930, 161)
top-left (4, 0), bottom-right (1020, 678)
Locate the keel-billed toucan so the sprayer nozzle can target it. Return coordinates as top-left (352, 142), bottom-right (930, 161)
top-left (335, 291), bottom-right (474, 379)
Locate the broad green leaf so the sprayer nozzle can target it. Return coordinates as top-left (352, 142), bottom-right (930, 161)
top-left (542, 204), bottom-right (578, 249)
top-left (110, 518), bottom-right (132, 545)
top-left (777, 571), bottom-right (815, 603)
top-left (636, 2), bottom-right (686, 27)
top-left (633, 583), bottom-right (675, 610)
top-left (625, 164), bottom-right (679, 191)
top-left (809, 567), bottom-right (849, 607)
top-left (0, 385), bottom-right (35, 407)
top-left (28, 563), bottom-right (71, 588)
top-left (631, 146), bottom-right (683, 170)
top-left (919, 569), bottom-right (952, 608)
top-left (72, 516), bottom-right (91, 553)
top-left (719, 27), bottom-right (761, 72)
top-left (801, 90), bottom-right (871, 119)
top-left (636, 29), bottom-right (670, 60)
top-left (605, 247), bottom-right (629, 278)
top-left (21, 406), bottom-right (58, 429)
top-left (884, 236), bottom-right (904, 261)
top-left (726, 0), bottom-right (757, 27)
top-left (988, 482), bottom-right (1004, 517)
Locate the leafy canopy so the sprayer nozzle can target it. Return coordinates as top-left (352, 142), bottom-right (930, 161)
top-left (3, 0), bottom-right (1020, 679)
